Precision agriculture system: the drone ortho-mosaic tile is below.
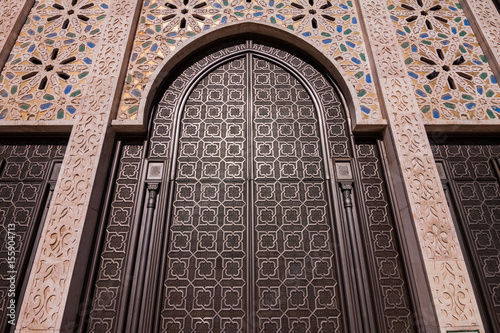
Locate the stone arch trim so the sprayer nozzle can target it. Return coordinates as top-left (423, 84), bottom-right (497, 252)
top-left (113, 20), bottom-right (386, 132)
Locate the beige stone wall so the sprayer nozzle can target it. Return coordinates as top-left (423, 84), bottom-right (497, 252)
top-left (0, 0), bottom-right (498, 331)
top-left (462, 0), bottom-right (500, 79)
top-left (358, 1), bottom-right (484, 331)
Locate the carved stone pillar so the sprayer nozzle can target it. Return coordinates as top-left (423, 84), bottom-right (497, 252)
top-left (356, 0), bottom-right (484, 331)
top-left (15, 1), bottom-right (142, 331)
top-left (461, 0), bottom-right (500, 79)
top-left (0, 0), bottom-right (33, 70)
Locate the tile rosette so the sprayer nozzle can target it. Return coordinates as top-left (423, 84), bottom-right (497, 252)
top-left (0, 0), bottom-right (109, 121)
top-left (388, 0), bottom-right (500, 120)
top-left (118, 0), bottom-right (380, 121)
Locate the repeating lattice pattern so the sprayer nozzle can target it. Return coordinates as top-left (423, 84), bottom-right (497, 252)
top-left (253, 58), bottom-right (341, 331)
top-left (149, 40), bottom-right (351, 161)
top-left (388, 0), bottom-right (500, 120)
top-left (159, 47), bottom-right (344, 331)
top-left (0, 142), bottom-right (66, 331)
top-left (0, 0), bottom-right (109, 120)
top-left (253, 59), bottom-right (323, 180)
top-left (149, 41), bottom-right (248, 159)
top-left (250, 41), bottom-right (350, 159)
top-left (118, 0), bottom-right (380, 121)
top-left (354, 141), bottom-right (415, 332)
top-left (87, 143), bottom-right (144, 333)
top-left (162, 58), bottom-right (248, 331)
top-left (432, 141), bottom-right (500, 329)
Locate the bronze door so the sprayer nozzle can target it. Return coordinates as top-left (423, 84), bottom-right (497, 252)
top-left (83, 40), bottom-right (417, 333)
top-left (157, 53), bottom-right (343, 332)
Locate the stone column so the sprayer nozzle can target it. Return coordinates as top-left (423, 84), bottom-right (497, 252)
top-left (461, 0), bottom-right (500, 79)
top-left (0, 0), bottom-right (33, 70)
top-left (356, 0), bottom-right (484, 332)
top-left (15, 1), bottom-right (142, 331)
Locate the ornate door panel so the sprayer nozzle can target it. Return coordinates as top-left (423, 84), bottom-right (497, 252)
top-left (161, 57), bottom-right (249, 331)
top-left (432, 140), bottom-right (500, 332)
top-left (82, 40), bottom-right (419, 333)
top-left (83, 142), bottom-right (146, 333)
top-left (251, 57), bottom-right (341, 331)
top-left (0, 140), bottom-right (66, 332)
top-left (159, 53), bottom-right (343, 332)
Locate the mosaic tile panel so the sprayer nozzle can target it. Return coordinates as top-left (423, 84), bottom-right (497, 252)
top-left (432, 140), bottom-right (500, 331)
top-left (0, 0), bottom-right (109, 121)
top-left (118, 0), bottom-right (380, 121)
top-left (388, 0), bottom-right (500, 120)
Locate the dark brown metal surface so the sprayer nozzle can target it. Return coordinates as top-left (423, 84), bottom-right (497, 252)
top-left (354, 140), bottom-right (416, 332)
top-left (85, 143), bottom-right (145, 333)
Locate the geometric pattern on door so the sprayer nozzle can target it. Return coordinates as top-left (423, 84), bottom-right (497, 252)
top-left (82, 39), bottom-right (417, 333)
top-left (162, 54), bottom-right (342, 332)
top-left (0, 141), bottom-right (66, 332)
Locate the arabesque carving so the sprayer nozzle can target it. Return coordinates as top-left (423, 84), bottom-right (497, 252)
top-left (16, 0), bottom-right (140, 331)
top-left (359, 0), bottom-right (484, 330)
top-left (358, 0), bottom-right (406, 77)
top-left (428, 260), bottom-right (480, 325)
top-left (383, 75), bottom-right (483, 329)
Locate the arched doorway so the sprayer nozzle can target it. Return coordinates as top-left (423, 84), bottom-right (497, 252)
top-left (80, 39), bottom-right (417, 333)
top-left (151, 41), bottom-right (344, 332)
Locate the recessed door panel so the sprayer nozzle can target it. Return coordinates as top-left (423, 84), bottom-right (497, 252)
top-left (160, 53), bottom-right (343, 332)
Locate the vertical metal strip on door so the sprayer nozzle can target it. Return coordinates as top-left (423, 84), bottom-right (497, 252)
top-left (85, 142), bottom-right (145, 332)
top-left (0, 141), bottom-right (66, 332)
top-left (354, 140), bottom-right (416, 332)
